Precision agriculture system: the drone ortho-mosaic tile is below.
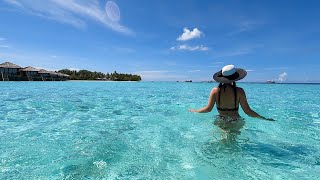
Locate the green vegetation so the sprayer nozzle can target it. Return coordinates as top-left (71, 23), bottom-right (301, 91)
top-left (58, 69), bottom-right (142, 81)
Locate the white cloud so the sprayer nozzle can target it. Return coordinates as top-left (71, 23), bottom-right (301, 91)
top-left (246, 69), bottom-right (254, 72)
top-left (177, 28), bottom-right (202, 41)
top-left (278, 72), bottom-right (288, 82)
top-left (0, 37), bottom-right (5, 41)
top-left (3, 0), bottom-right (132, 34)
top-left (170, 44), bottom-right (209, 51)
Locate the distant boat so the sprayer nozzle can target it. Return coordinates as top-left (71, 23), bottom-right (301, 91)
top-left (267, 80), bottom-right (276, 83)
top-left (200, 80), bottom-right (214, 83)
top-left (185, 80), bottom-right (192, 82)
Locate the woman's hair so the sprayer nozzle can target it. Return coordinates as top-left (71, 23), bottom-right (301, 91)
top-left (218, 82), bottom-right (236, 90)
top-left (217, 82), bottom-right (237, 106)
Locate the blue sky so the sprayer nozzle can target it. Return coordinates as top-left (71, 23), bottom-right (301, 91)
top-left (0, 0), bottom-right (320, 82)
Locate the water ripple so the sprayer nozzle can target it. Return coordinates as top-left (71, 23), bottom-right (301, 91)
top-left (1, 82), bottom-right (320, 179)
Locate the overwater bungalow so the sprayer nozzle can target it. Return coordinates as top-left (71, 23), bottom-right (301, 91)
top-left (48, 71), bottom-right (59, 81)
top-left (20, 66), bottom-right (41, 81)
top-left (0, 61), bottom-right (72, 81)
top-left (0, 62), bottom-right (22, 81)
top-left (38, 69), bottom-right (52, 81)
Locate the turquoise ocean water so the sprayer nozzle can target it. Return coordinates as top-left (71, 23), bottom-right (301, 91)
top-left (1, 82), bottom-right (320, 179)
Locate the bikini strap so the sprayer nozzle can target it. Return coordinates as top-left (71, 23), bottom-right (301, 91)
top-left (218, 83), bottom-right (223, 107)
top-left (233, 82), bottom-right (237, 109)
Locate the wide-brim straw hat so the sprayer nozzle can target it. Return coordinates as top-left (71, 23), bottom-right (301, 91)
top-left (213, 65), bottom-right (247, 83)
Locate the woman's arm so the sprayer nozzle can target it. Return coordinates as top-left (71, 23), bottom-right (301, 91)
top-left (189, 88), bottom-right (217, 113)
top-left (239, 88), bottom-right (275, 121)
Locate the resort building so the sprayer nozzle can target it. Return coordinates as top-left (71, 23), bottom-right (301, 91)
top-left (47, 71), bottom-right (69, 81)
top-left (0, 61), bottom-right (69, 81)
top-left (20, 66), bottom-right (41, 81)
top-left (0, 62), bottom-right (22, 81)
top-left (38, 69), bottom-right (52, 81)
top-left (59, 73), bottom-right (70, 81)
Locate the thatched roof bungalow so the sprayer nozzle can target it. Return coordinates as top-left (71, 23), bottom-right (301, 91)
top-left (0, 61), bottom-right (21, 69)
top-left (0, 61), bottom-right (70, 81)
top-left (21, 66), bottom-right (40, 72)
top-left (38, 69), bottom-right (51, 76)
top-left (38, 69), bottom-right (52, 81)
top-left (20, 66), bottom-right (40, 75)
top-left (0, 62), bottom-right (22, 74)
top-left (49, 71), bottom-right (63, 81)
top-left (0, 62), bottom-right (22, 81)
top-left (20, 66), bottom-right (40, 81)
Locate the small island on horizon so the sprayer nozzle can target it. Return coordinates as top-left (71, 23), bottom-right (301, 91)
top-left (266, 80), bottom-right (276, 83)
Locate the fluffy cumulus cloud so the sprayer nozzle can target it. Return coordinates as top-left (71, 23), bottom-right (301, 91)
top-left (278, 72), bottom-right (288, 82)
top-left (172, 27), bottom-right (208, 52)
top-left (177, 28), bottom-right (202, 41)
top-left (170, 44), bottom-right (208, 51)
top-left (3, 0), bottom-right (132, 34)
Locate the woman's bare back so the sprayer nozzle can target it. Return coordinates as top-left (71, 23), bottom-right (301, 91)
top-left (215, 85), bottom-right (241, 118)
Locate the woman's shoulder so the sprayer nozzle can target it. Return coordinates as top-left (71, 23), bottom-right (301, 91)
top-left (236, 87), bottom-right (245, 95)
top-left (210, 87), bottom-right (219, 94)
top-left (236, 87), bottom-right (243, 90)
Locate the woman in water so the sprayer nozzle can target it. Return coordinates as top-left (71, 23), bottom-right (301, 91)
top-left (189, 65), bottom-right (274, 121)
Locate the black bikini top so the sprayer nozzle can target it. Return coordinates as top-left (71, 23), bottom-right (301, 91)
top-left (217, 106), bottom-right (239, 111)
top-left (217, 84), bottom-right (238, 112)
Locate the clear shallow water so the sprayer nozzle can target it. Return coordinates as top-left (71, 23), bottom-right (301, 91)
top-left (0, 82), bottom-right (319, 179)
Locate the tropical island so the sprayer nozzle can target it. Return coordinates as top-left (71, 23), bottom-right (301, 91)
top-left (0, 61), bottom-right (141, 81)
top-left (58, 69), bottom-right (141, 81)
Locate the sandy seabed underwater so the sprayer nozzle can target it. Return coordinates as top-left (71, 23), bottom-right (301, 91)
top-left (1, 82), bottom-right (320, 179)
